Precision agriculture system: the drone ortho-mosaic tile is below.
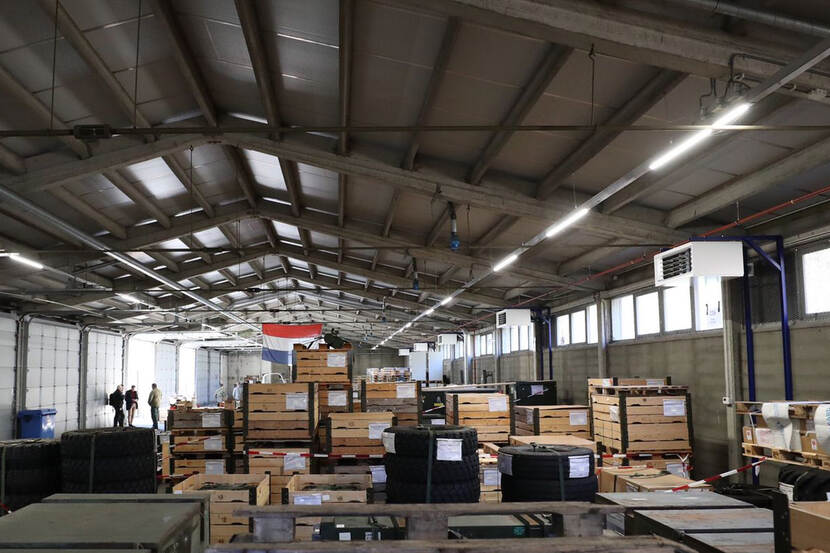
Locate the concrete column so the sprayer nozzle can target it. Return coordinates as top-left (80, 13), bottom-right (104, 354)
top-left (13, 315), bottom-right (31, 435)
top-left (721, 279), bottom-right (744, 475)
top-left (597, 297), bottom-right (610, 377)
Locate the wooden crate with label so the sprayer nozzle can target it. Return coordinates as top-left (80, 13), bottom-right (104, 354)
top-left (446, 393), bottom-right (513, 444)
top-left (281, 473), bottom-right (372, 541)
top-left (591, 385), bottom-right (692, 456)
top-left (325, 412), bottom-right (396, 456)
top-left (512, 404), bottom-right (590, 438)
top-left (294, 348), bottom-right (352, 383)
top-left (244, 382), bottom-right (318, 443)
top-left (173, 473), bottom-right (269, 544)
top-left (246, 448), bottom-right (311, 504)
top-left (479, 450), bottom-right (501, 502)
top-left (361, 381), bottom-right (421, 426)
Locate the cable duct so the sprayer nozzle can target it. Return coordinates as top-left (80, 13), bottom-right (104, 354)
top-left (665, 0), bottom-right (830, 38)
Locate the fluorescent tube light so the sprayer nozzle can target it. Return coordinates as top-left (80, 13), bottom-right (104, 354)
top-left (493, 254), bottom-right (518, 272)
top-left (440, 297), bottom-right (452, 306)
top-left (6, 254), bottom-right (44, 270)
top-left (117, 293), bottom-right (141, 304)
top-left (545, 208), bottom-right (590, 238)
top-left (425, 308), bottom-right (435, 316)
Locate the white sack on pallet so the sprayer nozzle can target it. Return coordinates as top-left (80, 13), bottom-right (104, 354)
top-left (815, 404), bottom-right (830, 453)
top-left (761, 402), bottom-right (799, 450)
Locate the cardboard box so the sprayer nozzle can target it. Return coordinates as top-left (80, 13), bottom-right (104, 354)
top-left (742, 426), bottom-right (755, 444)
top-left (790, 502), bottom-right (830, 551)
top-left (599, 466), bottom-right (707, 493)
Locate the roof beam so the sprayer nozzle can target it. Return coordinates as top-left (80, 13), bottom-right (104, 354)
top-left (426, 205), bottom-right (451, 247)
top-left (179, 234), bottom-right (212, 264)
top-left (280, 159), bottom-right (303, 217)
top-left (401, 17), bottom-right (460, 170)
top-left (148, 0), bottom-right (219, 126)
top-left (224, 146), bottom-right (258, 208)
top-left (536, 68), bottom-right (686, 200)
top-left (666, 133), bottom-right (830, 228)
top-left (0, 144), bottom-right (25, 175)
top-left (104, 170), bottom-right (172, 228)
top-left (49, 187), bottom-right (128, 239)
top-left (468, 45), bottom-right (573, 185)
top-left (338, 0), bottom-right (354, 155)
top-left (148, 252), bottom-right (180, 273)
top-left (557, 239), bottom-right (629, 275)
top-left (426, 0), bottom-right (830, 95)
top-left (162, 154), bottom-right (216, 218)
top-left (235, 0), bottom-right (282, 129)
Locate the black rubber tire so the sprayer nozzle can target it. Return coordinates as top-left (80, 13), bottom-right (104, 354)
top-left (385, 453), bottom-right (479, 484)
top-left (497, 445), bottom-right (594, 479)
top-left (61, 453), bottom-right (157, 484)
top-left (0, 439), bottom-right (61, 470)
top-left (60, 428), bottom-right (155, 459)
top-left (501, 473), bottom-right (598, 502)
top-left (61, 475), bottom-right (157, 494)
top-left (383, 425), bottom-right (478, 457)
top-left (386, 477), bottom-right (480, 503)
top-left (779, 465), bottom-right (830, 501)
top-left (3, 467), bottom-right (61, 494)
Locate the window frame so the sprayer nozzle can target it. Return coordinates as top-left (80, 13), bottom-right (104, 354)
top-left (662, 284), bottom-right (695, 334)
top-left (634, 290), bottom-right (661, 337)
top-left (611, 294), bottom-right (636, 342)
top-left (799, 243), bottom-right (830, 319)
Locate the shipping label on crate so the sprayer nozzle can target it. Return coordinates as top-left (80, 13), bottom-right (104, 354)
top-left (483, 468), bottom-right (501, 487)
top-left (646, 379), bottom-right (663, 386)
top-left (370, 465), bottom-right (387, 484)
top-left (382, 431), bottom-right (396, 454)
top-left (204, 436), bottom-right (224, 451)
top-left (602, 378), bottom-right (613, 387)
top-left (431, 418), bottom-right (445, 426)
top-left (338, 532), bottom-right (351, 541)
top-left (609, 406), bottom-right (620, 422)
top-left (526, 410), bottom-right (534, 425)
top-left (204, 460), bottom-right (225, 475)
top-left (569, 411), bottom-right (588, 426)
top-left (666, 463), bottom-right (688, 478)
top-left (327, 352), bottom-right (347, 367)
top-left (202, 412), bottom-right (222, 427)
top-left (569, 455), bottom-right (591, 479)
top-left (396, 383), bottom-right (416, 399)
top-left (368, 422), bottom-right (388, 440)
top-left (284, 452), bottom-right (306, 471)
top-left (294, 494), bottom-right (323, 505)
top-left (488, 396), bottom-right (508, 412)
top-left (328, 390), bottom-right (348, 407)
top-left (778, 482), bottom-right (794, 502)
top-left (663, 399), bottom-right (686, 417)
top-left (286, 392), bottom-right (309, 411)
top-left (755, 427), bottom-right (775, 448)
top-left (498, 453), bottom-right (513, 476)
top-left (436, 438), bottom-right (462, 461)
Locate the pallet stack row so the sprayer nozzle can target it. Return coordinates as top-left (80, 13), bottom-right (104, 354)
top-left (512, 404), bottom-right (591, 438)
top-left (361, 381), bottom-right (421, 425)
top-left (446, 392), bottom-right (513, 444)
top-left (167, 408), bottom-right (236, 475)
top-left (590, 383), bottom-right (693, 469)
top-left (173, 473), bottom-right (269, 544)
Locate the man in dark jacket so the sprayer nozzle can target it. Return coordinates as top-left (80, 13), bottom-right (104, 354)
top-left (110, 385), bottom-right (125, 428)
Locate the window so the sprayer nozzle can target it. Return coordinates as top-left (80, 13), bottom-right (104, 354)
top-left (663, 285), bottom-right (692, 331)
top-left (487, 333), bottom-right (494, 355)
top-left (454, 341), bottom-right (463, 359)
top-left (519, 325), bottom-right (530, 350)
top-left (570, 310), bottom-right (586, 343)
top-left (694, 276), bottom-right (723, 330)
top-left (510, 325), bottom-right (519, 351)
top-left (501, 328), bottom-right (511, 354)
top-left (804, 247), bottom-right (830, 314)
top-left (556, 315), bottom-right (570, 345)
top-left (611, 295), bottom-right (635, 340)
top-left (586, 304), bottom-right (598, 344)
top-left (635, 292), bottom-right (660, 335)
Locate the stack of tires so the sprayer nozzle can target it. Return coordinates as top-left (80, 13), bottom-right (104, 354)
top-left (60, 428), bottom-right (157, 493)
top-left (383, 425), bottom-right (479, 503)
top-left (0, 439), bottom-right (61, 513)
top-left (498, 444), bottom-right (597, 502)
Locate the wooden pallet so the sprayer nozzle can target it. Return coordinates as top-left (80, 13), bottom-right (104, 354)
top-left (512, 404), bottom-right (590, 437)
top-left (325, 412), bottom-right (395, 456)
top-left (361, 381), bottom-right (421, 426)
top-left (244, 383), bottom-right (318, 442)
top-left (446, 393), bottom-right (512, 444)
top-left (742, 442), bottom-right (830, 472)
top-left (171, 429), bottom-right (235, 454)
top-left (171, 454), bottom-right (234, 476)
top-left (167, 408), bottom-right (234, 430)
top-left (294, 349), bottom-right (352, 383)
top-left (509, 434), bottom-right (596, 451)
top-left (587, 377), bottom-right (671, 402)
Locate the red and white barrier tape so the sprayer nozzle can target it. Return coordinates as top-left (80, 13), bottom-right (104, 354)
top-left (669, 456), bottom-right (766, 492)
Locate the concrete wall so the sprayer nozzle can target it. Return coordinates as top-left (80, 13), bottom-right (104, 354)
top-left (498, 352), bottom-right (536, 382)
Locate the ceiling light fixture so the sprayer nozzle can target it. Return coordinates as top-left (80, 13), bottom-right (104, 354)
top-left (3, 253), bottom-right (44, 270)
top-left (117, 293), bottom-right (141, 304)
top-left (440, 297), bottom-right (452, 306)
top-left (493, 254), bottom-right (518, 272)
top-left (545, 208), bottom-right (590, 238)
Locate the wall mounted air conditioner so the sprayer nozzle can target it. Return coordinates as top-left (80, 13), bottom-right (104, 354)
top-left (436, 334), bottom-right (460, 346)
top-left (654, 241), bottom-right (744, 287)
top-left (496, 309), bottom-right (532, 328)
top-left (413, 342), bottom-right (429, 352)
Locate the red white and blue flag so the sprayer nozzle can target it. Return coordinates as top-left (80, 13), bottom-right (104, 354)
top-left (261, 323), bottom-right (322, 364)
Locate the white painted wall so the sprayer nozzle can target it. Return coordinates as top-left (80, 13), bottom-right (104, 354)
top-left (0, 315), bottom-right (17, 439)
top-left (154, 342), bottom-right (177, 407)
top-left (25, 320), bottom-right (81, 437)
top-left (85, 330), bottom-right (123, 429)
top-left (195, 349), bottom-right (222, 406)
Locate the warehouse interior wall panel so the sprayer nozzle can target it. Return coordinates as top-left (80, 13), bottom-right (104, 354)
top-left (154, 342), bottom-right (177, 409)
top-left (195, 349), bottom-right (222, 406)
top-left (0, 315), bottom-right (17, 440)
top-left (85, 330), bottom-right (124, 430)
top-left (499, 351), bottom-right (536, 382)
top-left (25, 320), bottom-right (81, 437)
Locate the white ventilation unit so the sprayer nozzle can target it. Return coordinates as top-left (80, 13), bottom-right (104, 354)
top-left (496, 309), bottom-right (532, 328)
top-left (436, 334), bottom-right (460, 346)
top-left (654, 241), bottom-right (744, 287)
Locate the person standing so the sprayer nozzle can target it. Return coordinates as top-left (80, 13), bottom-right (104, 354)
top-left (232, 382), bottom-right (242, 403)
top-left (109, 385), bottom-right (125, 428)
top-left (125, 385), bottom-right (139, 427)
top-left (214, 384), bottom-right (226, 405)
top-left (148, 383), bottom-right (162, 430)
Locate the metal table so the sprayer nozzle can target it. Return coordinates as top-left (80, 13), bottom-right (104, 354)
top-left (682, 532), bottom-right (775, 553)
top-left (0, 502), bottom-right (200, 552)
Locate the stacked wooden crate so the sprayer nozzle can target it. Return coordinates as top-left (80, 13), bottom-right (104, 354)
top-left (325, 412), bottom-right (396, 456)
top-left (361, 381), bottom-right (421, 425)
top-left (243, 383), bottom-right (318, 444)
top-left (173, 473), bottom-right (269, 544)
top-left (316, 383), bottom-right (354, 448)
top-left (246, 448), bottom-right (311, 505)
top-left (512, 404), bottom-right (591, 438)
top-left (167, 408), bottom-right (235, 475)
top-left (293, 347), bottom-right (352, 383)
top-left (479, 450), bottom-right (501, 503)
top-left (591, 384), bottom-right (692, 467)
top-left (282, 474), bottom-right (373, 540)
top-left (446, 393), bottom-right (512, 443)
top-left (588, 377), bottom-right (671, 402)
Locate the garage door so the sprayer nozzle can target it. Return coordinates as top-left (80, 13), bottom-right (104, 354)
top-left (195, 348), bottom-right (221, 406)
top-left (154, 342), bottom-right (177, 407)
top-left (26, 320), bottom-right (81, 437)
top-left (85, 330), bottom-right (123, 429)
top-left (0, 315), bottom-right (17, 440)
